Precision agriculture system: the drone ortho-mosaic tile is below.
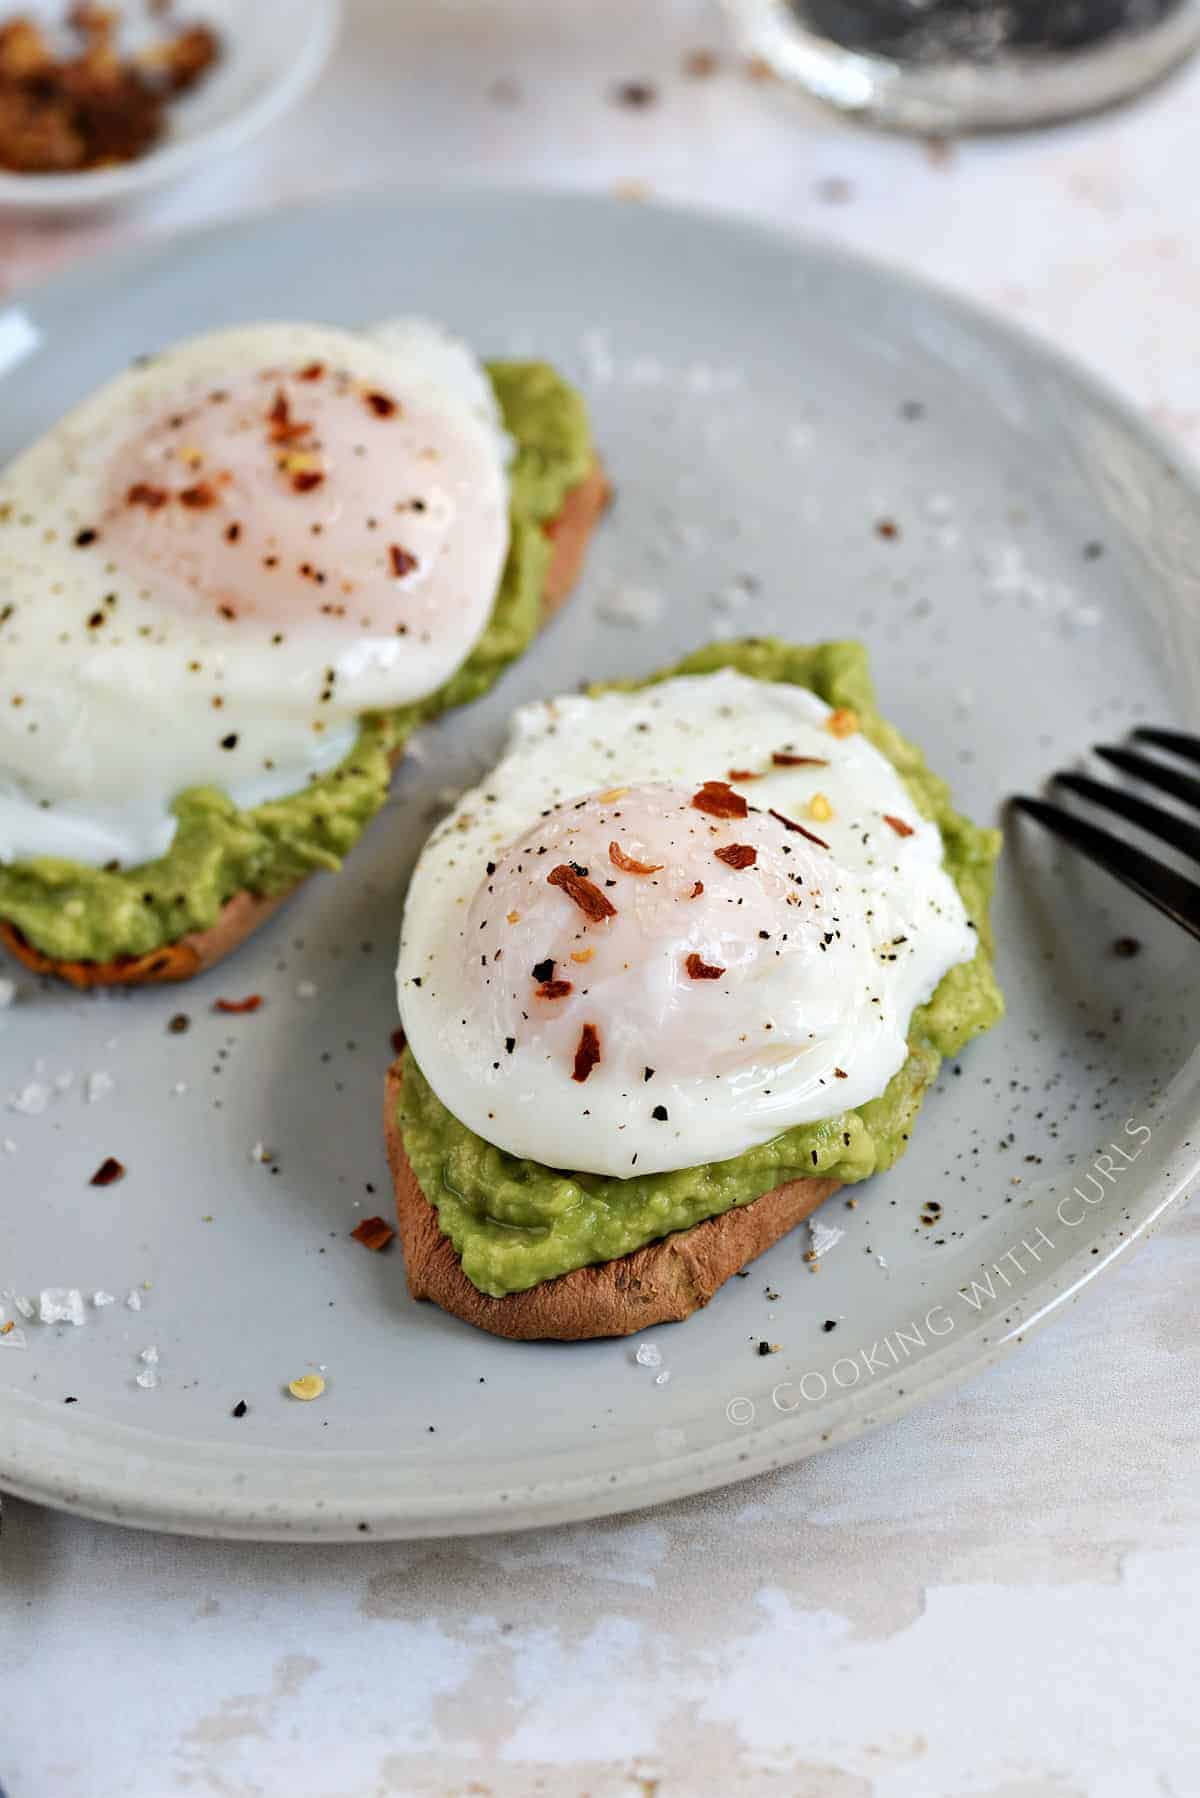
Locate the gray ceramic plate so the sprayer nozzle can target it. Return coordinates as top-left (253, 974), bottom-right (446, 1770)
top-left (1, 191), bottom-right (1197, 1541)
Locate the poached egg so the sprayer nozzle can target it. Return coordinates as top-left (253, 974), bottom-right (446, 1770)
top-left (0, 319), bottom-right (510, 868)
top-left (397, 670), bottom-right (978, 1180)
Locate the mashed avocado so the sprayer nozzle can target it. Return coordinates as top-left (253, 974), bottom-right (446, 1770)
top-left (397, 638), bottom-right (1004, 1297)
top-left (0, 363), bottom-right (594, 963)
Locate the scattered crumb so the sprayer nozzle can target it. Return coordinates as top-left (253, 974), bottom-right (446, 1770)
top-left (815, 175), bottom-right (853, 204)
top-left (288, 1373), bottom-right (326, 1402)
top-left (923, 135), bottom-right (957, 168)
top-left (1112, 936), bottom-right (1141, 959)
top-left (682, 48), bottom-right (719, 77)
top-left (89, 1155), bottom-right (125, 1187)
top-left (350, 1215), bottom-right (395, 1252)
top-left (295, 980), bottom-right (318, 1000)
top-left (612, 79), bottom-right (657, 108)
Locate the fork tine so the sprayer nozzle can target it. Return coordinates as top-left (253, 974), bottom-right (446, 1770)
top-left (1132, 726), bottom-right (1200, 766)
top-left (1010, 795), bottom-right (1200, 941)
top-left (1053, 771), bottom-right (1200, 863)
top-left (1093, 745), bottom-right (1200, 812)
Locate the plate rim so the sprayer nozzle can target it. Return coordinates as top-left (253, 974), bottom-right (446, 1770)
top-left (1, 184), bottom-right (1197, 1540)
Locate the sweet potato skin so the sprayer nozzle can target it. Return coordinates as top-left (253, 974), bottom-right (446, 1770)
top-left (383, 1058), bottom-right (841, 1341)
top-left (0, 458), bottom-right (610, 989)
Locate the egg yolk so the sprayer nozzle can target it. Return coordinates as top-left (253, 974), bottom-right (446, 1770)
top-left (99, 361), bottom-right (506, 641)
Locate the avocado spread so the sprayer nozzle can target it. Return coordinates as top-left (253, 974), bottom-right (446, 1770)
top-left (0, 362), bottom-right (594, 963)
top-left (397, 638), bottom-right (1004, 1297)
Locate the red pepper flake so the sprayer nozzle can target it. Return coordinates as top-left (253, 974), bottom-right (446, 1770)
top-left (610, 841), bottom-right (664, 875)
top-left (689, 880), bottom-right (704, 898)
top-left (536, 979), bottom-right (574, 1000)
top-left (389, 544), bottom-right (419, 578)
top-left (213, 994), bottom-right (263, 1014)
top-left (772, 751), bottom-right (829, 767)
top-left (769, 806), bottom-right (829, 850)
top-left (572, 1022), bottom-right (601, 1082)
top-left (365, 390), bottom-right (398, 418)
top-left (834, 1067), bottom-right (849, 1078)
top-left (90, 1156), bottom-right (125, 1187)
top-left (692, 780), bottom-right (748, 819)
top-left (225, 522), bottom-right (242, 543)
top-left (127, 482), bottom-right (168, 509)
top-left (292, 469), bottom-right (325, 493)
top-left (547, 863), bottom-right (618, 921)
top-left (390, 1027), bottom-right (406, 1054)
top-left (685, 952), bottom-right (725, 980)
top-left (875, 518), bottom-right (900, 540)
top-left (267, 389), bottom-right (310, 445)
top-left (298, 361), bottom-right (325, 381)
top-left (351, 1215), bottom-right (395, 1252)
top-left (883, 813), bottom-right (915, 838)
top-left (727, 767), bottom-right (762, 781)
top-left (715, 843), bottom-right (757, 870)
top-left (179, 482), bottom-right (217, 509)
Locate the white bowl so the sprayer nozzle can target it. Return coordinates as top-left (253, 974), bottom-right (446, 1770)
top-left (0, 0), bottom-right (341, 213)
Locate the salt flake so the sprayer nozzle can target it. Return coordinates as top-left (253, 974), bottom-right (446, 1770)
top-left (86, 1071), bottom-right (115, 1104)
top-left (125, 1290), bottom-right (143, 1312)
top-left (9, 1081), bottom-right (50, 1116)
top-left (635, 1341), bottom-right (662, 1369)
top-left (597, 584), bottom-right (663, 629)
top-left (808, 1219), bottom-right (845, 1260)
top-left (38, 1288), bottom-right (86, 1326)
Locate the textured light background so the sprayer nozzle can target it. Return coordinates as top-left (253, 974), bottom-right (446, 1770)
top-left (2, 2), bottom-right (1198, 1793)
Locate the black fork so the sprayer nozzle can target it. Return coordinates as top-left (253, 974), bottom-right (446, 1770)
top-left (1011, 728), bottom-right (1200, 942)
